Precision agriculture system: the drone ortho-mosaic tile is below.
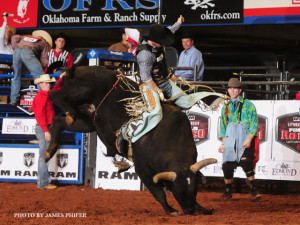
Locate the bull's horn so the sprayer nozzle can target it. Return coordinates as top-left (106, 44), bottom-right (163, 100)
top-left (190, 158), bottom-right (218, 174)
top-left (153, 172), bottom-right (177, 183)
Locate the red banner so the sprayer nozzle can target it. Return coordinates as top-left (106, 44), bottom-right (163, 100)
top-left (0, 0), bottom-right (38, 28)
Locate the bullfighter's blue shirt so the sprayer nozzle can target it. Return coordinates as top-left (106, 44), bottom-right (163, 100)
top-left (220, 97), bottom-right (258, 138)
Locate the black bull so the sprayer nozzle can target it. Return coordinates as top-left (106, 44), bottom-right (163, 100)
top-left (46, 66), bottom-right (217, 215)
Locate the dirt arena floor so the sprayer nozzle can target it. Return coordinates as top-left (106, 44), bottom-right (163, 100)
top-left (0, 180), bottom-right (299, 225)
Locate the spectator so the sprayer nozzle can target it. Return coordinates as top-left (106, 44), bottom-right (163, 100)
top-left (218, 77), bottom-right (260, 201)
top-left (0, 12), bottom-right (16, 70)
top-left (45, 33), bottom-right (74, 74)
top-left (32, 73), bottom-right (65, 189)
top-left (105, 28), bottom-right (132, 67)
top-left (0, 12), bottom-right (15, 54)
top-left (10, 30), bottom-right (52, 106)
top-left (175, 32), bottom-right (204, 81)
top-left (108, 28), bottom-right (132, 53)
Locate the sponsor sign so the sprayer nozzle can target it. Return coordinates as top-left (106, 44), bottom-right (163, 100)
top-left (185, 110), bottom-right (210, 145)
top-left (0, 148), bottom-right (79, 181)
top-left (24, 152), bottom-right (35, 168)
top-left (2, 118), bottom-right (36, 135)
top-left (17, 85), bottom-right (38, 116)
top-left (0, 0), bottom-right (39, 28)
top-left (57, 154), bottom-right (68, 169)
top-left (276, 112), bottom-right (300, 154)
top-left (272, 163), bottom-right (297, 177)
top-left (257, 114), bottom-right (267, 144)
top-left (95, 138), bottom-right (141, 190)
top-left (40, 0), bottom-right (243, 28)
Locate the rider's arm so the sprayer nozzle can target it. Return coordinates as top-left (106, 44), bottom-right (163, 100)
top-left (137, 49), bottom-right (156, 83)
top-left (167, 15), bottom-right (184, 34)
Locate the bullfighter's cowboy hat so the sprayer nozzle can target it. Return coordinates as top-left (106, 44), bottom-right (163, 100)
top-left (34, 74), bottom-right (56, 85)
top-left (32, 30), bottom-right (53, 48)
top-left (227, 77), bottom-right (242, 88)
top-left (142, 23), bottom-right (174, 46)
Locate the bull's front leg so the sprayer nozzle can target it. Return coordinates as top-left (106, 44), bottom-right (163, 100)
top-left (50, 90), bottom-right (76, 126)
top-left (146, 182), bottom-right (179, 216)
top-left (44, 114), bottom-right (96, 162)
top-left (138, 174), bottom-right (179, 216)
top-left (195, 202), bottom-right (214, 215)
top-left (44, 115), bottom-right (67, 162)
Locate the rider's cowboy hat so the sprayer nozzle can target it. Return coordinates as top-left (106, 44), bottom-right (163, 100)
top-left (34, 74), bottom-right (56, 85)
top-left (32, 30), bottom-right (53, 48)
top-left (142, 23), bottom-right (174, 46)
top-left (227, 78), bottom-right (242, 88)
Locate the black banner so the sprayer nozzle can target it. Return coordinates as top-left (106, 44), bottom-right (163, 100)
top-left (258, 115), bottom-right (267, 144)
top-left (186, 111), bottom-right (210, 145)
top-left (40, 0), bottom-right (243, 28)
top-left (276, 112), bottom-right (300, 154)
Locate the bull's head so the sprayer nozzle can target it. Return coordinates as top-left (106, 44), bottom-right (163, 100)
top-left (153, 158), bottom-right (217, 214)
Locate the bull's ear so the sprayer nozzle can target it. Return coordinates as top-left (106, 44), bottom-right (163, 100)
top-left (190, 158), bottom-right (218, 174)
top-left (153, 172), bottom-right (177, 183)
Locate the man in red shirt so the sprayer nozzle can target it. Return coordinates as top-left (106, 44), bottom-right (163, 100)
top-left (32, 73), bottom-right (64, 189)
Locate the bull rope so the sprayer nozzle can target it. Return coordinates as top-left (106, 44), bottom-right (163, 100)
top-left (93, 74), bottom-right (123, 121)
top-left (93, 72), bottom-right (141, 121)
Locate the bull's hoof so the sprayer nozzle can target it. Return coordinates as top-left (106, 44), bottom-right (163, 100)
top-left (65, 114), bottom-right (74, 126)
top-left (44, 151), bottom-right (51, 163)
top-left (44, 144), bottom-right (58, 163)
top-left (198, 207), bottom-right (214, 215)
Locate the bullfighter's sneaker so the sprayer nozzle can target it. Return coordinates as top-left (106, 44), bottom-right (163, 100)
top-left (249, 180), bottom-right (261, 201)
top-left (222, 184), bottom-right (232, 200)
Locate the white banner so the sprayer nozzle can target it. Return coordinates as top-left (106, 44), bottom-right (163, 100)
top-left (2, 118), bottom-right (36, 135)
top-left (189, 100), bottom-right (300, 181)
top-left (92, 100), bottom-right (300, 190)
top-left (0, 147), bottom-right (79, 181)
top-left (94, 138), bottom-right (141, 190)
top-left (245, 0), bottom-right (298, 8)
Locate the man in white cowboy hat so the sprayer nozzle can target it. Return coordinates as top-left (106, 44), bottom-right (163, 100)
top-left (10, 29), bottom-right (52, 106)
top-left (218, 77), bottom-right (260, 201)
top-left (32, 72), bottom-right (65, 189)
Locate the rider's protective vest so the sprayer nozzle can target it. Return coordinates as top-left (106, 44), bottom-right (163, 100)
top-left (137, 43), bottom-right (170, 84)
